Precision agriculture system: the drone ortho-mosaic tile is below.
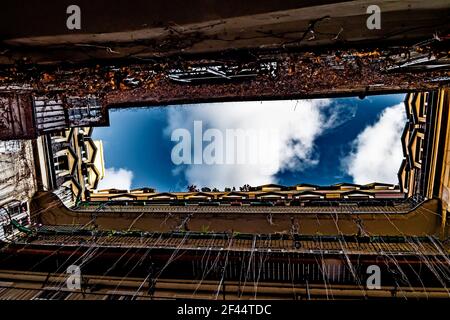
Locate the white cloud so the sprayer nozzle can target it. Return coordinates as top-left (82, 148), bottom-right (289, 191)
top-left (165, 99), bottom-right (354, 189)
top-left (97, 167), bottom-right (134, 190)
top-left (344, 103), bottom-right (406, 184)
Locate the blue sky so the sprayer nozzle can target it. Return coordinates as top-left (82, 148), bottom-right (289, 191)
top-left (92, 94), bottom-right (406, 191)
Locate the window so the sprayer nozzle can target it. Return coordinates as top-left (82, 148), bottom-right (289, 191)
top-left (67, 101), bottom-right (103, 126)
top-left (50, 130), bottom-right (66, 138)
top-left (8, 204), bottom-right (21, 217)
top-left (54, 155), bottom-right (69, 171)
top-left (20, 202), bottom-right (28, 213)
top-left (33, 289), bottom-right (71, 300)
top-left (404, 169), bottom-right (410, 190)
top-left (3, 224), bottom-right (13, 236)
top-left (19, 216), bottom-right (29, 226)
top-left (419, 93), bottom-right (428, 118)
top-left (415, 137), bottom-right (423, 164)
top-left (105, 294), bottom-right (135, 300)
top-left (0, 141), bottom-right (21, 153)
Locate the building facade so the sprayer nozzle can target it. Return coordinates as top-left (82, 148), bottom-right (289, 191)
top-left (0, 93), bottom-right (109, 141)
top-left (90, 182), bottom-right (403, 204)
top-left (0, 139), bottom-right (37, 241)
top-left (35, 127), bottom-right (105, 206)
top-left (399, 88), bottom-right (450, 238)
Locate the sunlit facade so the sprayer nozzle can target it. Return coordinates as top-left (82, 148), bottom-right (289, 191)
top-left (399, 88), bottom-right (450, 238)
top-left (35, 127), bottom-right (105, 205)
